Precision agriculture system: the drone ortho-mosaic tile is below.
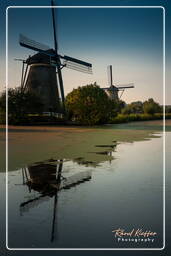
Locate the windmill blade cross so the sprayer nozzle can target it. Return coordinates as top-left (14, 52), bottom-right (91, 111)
top-left (18, 1), bottom-right (93, 112)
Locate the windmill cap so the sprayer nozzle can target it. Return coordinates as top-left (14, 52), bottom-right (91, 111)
top-left (26, 49), bottom-right (56, 65)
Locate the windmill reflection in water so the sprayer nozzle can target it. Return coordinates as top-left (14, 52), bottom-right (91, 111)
top-left (20, 160), bottom-right (92, 242)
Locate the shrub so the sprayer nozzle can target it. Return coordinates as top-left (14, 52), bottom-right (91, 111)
top-left (143, 98), bottom-right (162, 115)
top-left (65, 83), bottom-right (117, 125)
top-left (110, 113), bottom-right (166, 124)
top-left (165, 106), bottom-right (171, 113)
top-left (121, 101), bottom-right (143, 114)
top-left (0, 88), bottom-right (44, 124)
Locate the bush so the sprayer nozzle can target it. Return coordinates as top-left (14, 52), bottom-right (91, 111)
top-left (165, 106), bottom-right (171, 114)
top-left (0, 88), bottom-right (44, 124)
top-left (110, 113), bottom-right (167, 124)
top-left (143, 98), bottom-right (162, 115)
top-left (122, 99), bottom-right (162, 116)
top-left (65, 83), bottom-right (118, 125)
top-left (0, 112), bottom-right (6, 124)
top-left (110, 114), bottom-right (129, 123)
top-left (121, 101), bottom-right (143, 114)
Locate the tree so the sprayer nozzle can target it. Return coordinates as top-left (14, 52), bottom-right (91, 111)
top-left (0, 87), bottom-right (44, 124)
top-left (121, 101), bottom-right (143, 114)
top-left (115, 100), bottom-right (126, 113)
top-left (165, 105), bottom-right (171, 113)
top-left (143, 98), bottom-right (162, 115)
top-left (65, 83), bottom-right (117, 125)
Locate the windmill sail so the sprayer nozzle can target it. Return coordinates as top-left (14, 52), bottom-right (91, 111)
top-left (19, 34), bottom-right (52, 54)
top-left (116, 83), bottom-right (134, 90)
top-left (51, 0), bottom-right (58, 53)
top-left (107, 65), bottom-right (113, 87)
top-left (62, 55), bottom-right (92, 74)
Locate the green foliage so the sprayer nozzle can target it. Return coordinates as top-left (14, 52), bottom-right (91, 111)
top-left (121, 101), bottom-right (143, 114)
top-left (110, 113), bottom-right (169, 124)
top-left (114, 100), bottom-right (126, 114)
top-left (143, 98), bottom-right (162, 115)
top-left (121, 99), bottom-right (162, 116)
top-left (0, 88), bottom-right (44, 124)
top-left (165, 105), bottom-right (171, 113)
top-left (0, 86), bottom-right (165, 126)
top-left (65, 83), bottom-right (118, 125)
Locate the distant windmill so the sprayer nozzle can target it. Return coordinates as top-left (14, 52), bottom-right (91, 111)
top-left (17, 0), bottom-right (92, 113)
top-left (102, 65), bottom-right (134, 100)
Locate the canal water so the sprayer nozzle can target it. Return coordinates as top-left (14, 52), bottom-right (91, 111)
top-left (3, 131), bottom-right (167, 249)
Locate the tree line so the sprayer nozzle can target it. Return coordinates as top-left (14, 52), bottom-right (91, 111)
top-left (0, 83), bottom-right (169, 125)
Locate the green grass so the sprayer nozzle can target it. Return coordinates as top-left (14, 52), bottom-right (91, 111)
top-left (110, 113), bottom-right (171, 124)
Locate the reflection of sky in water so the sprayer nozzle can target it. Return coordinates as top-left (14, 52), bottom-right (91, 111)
top-left (3, 134), bottom-right (168, 248)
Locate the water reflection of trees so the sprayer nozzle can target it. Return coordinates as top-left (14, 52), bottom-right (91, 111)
top-left (20, 160), bottom-right (91, 242)
top-left (73, 142), bottom-right (118, 166)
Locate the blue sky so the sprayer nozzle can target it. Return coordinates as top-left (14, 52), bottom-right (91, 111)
top-left (0, 0), bottom-right (171, 104)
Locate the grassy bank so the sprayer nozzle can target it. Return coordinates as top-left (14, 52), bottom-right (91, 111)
top-left (110, 113), bottom-right (171, 124)
top-left (1, 113), bottom-right (170, 126)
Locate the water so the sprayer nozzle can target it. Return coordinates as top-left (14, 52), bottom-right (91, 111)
top-left (4, 132), bottom-right (166, 249)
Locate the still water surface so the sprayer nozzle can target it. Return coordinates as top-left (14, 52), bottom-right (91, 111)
top-left (4, 132), bottom-right (166, 249)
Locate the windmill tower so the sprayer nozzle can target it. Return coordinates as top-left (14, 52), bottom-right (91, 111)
top-left (23, 49), bottom-right (60, 112)
top-left (18, 0), bottom-right (92, 113)
top-left (102, 65), bottom-right (134, 101)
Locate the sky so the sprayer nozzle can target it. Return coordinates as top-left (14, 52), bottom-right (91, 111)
top-left (0, 0), bottom-right (171, 104)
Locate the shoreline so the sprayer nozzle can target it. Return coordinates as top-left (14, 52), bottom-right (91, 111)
top-left (1, 119), bottom-right (171, 131)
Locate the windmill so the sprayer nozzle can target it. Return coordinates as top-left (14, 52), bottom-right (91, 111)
top-left (20, 160), bottom-right (92, 242)
top-left (102, 65), bottom-right (134, 101)
top-left (18, 0), bottom-right (92, 113)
